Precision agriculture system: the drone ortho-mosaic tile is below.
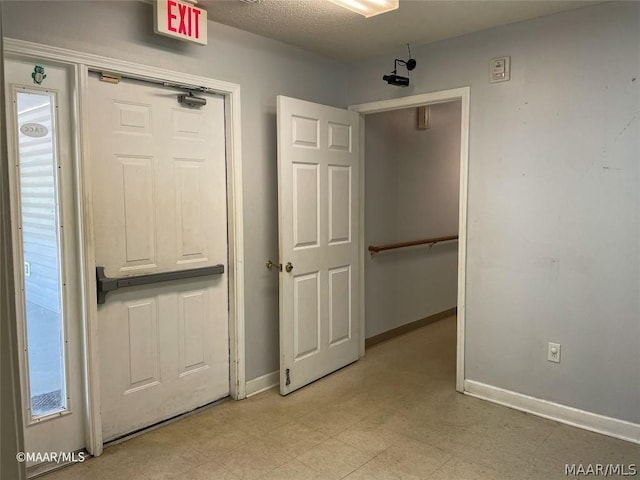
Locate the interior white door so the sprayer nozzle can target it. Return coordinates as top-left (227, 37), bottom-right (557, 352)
top-left (88, 75), bottom-right (229, 441)
top-left (277, 96), bottom-right (360, 395)
top-left (4, 59), bottom-right (85, 465)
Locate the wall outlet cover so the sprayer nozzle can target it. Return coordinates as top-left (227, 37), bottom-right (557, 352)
top-left (548, 342), bottom-right (561, 363)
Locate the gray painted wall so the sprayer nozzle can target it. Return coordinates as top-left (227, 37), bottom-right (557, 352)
top-left (365, 102), bottom-right (460, 338)
top-left (0, 4), bottom-right (27, 477)
top-left (3, 0), bottom-right (350, 381)
top-left (350, 1), bottom-right (640, 423)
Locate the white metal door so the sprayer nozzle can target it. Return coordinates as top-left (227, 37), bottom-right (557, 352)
top-left (88, 75), bottom-right (229, 441)
top-left (4, 59), bottom-right (85, 464)
top-left (277, 96), bottom-right (360, 395)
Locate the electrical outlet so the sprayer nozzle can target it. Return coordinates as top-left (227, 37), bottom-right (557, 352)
top-left (548, 342), bottom-right (561, 363)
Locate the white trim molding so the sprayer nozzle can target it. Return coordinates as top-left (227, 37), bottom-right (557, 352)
top-left (246, 371), bottom-right (279, 398)
top-left (3, 37), bottom-right (247, 455)
top-left (349, 87), bottom-right (471, 393)
top-left (75, 64), bottom-right (104, 457)
top-left (464, 380), bottom-right (640, 445)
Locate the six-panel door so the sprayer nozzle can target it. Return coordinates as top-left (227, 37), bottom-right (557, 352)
top-left (277, 96), bottom-right (360, 394)
top-left (89, 76), bottom-right (229, 441)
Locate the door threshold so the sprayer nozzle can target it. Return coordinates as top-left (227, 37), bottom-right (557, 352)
top-left (105, 395), bottom-right (231, 448)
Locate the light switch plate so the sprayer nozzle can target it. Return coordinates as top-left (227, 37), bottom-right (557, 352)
top-left (490, 56), bottom-right (510, 83)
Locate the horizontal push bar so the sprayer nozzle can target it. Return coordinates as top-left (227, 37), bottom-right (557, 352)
top-left (96, 264), bottom-right (224, 304)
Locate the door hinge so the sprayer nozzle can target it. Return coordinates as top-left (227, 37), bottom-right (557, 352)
top-left (100, 72), bottom-right (121, 84)
top-left (285, 368), bottom-right (291, 386)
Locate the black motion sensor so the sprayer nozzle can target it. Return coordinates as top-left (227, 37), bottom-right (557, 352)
top-left (383, 44), bottom-right (417, 87)
top-left (382, 72), bottom-right (410, 87)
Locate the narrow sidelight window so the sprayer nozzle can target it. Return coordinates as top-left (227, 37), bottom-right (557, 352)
top-left (15, 91), bottom-right (68, 418)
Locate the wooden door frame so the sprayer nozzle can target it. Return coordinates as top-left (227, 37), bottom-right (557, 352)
top-left (349, 87), bottom-right (470, 393)
top-left (3, 38), bottom-right (247, 457)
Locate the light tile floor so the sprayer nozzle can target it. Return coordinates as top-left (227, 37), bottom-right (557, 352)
top-left (44, 316), bottom-right (639, 479)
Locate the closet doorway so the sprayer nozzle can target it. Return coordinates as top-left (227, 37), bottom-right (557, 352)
top-left (350, 88), bottom-right (470, 392)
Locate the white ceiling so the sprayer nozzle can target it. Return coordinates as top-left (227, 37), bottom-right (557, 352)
top-left (201, 0), bottom-right (599, 62)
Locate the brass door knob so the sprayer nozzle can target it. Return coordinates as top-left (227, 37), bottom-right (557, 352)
top-left (266, 260), bottom-right (282, 271)
top-left (285, 262), bottom-right (293, 273)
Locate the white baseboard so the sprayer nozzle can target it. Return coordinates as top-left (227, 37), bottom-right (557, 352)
top-left (464, 380), bottom-right (640, 445)
top-left (246, 371), bottom-right (279, 397)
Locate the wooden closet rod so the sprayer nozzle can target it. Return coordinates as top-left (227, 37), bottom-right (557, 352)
top-left (368, 235), bottom-right (458, 255)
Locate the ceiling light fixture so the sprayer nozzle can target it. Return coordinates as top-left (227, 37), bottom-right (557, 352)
top-left (327, 0), bottom-right (399, 18)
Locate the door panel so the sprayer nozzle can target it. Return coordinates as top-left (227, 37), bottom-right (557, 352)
top-left (328, 122), bottom-right (352, 151)
top-left (293, 163), bottom-right (320, 248)
top-left (328, 165), bottom-right (351, 244)
top-left (89, 76), bottom-right (229, 441)
top-left (124, 299), bottom-right (159, 390)
top-left (175, 159), bottom-right (207, 262)
top-left (120, 156), bottom-right (157, 268)
top-left (278, 96), bottom-right (360, 394)
top-left (293, 272), bottom-right (321, 360)
top-left (329, 266), bottom-right (351, 346)
top-left (4, 59), bottom-right (84, 465)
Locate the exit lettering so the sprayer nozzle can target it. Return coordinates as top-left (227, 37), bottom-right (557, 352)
top-left (154, 0), bottom-right (208, 46)
top-left (167, 0), bottom-right (201, 39)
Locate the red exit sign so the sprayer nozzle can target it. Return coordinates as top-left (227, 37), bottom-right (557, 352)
top-left (154, 0), bottom-right (207, 45)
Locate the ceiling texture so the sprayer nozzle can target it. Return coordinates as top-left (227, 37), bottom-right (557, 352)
top-left (201, 0), bottom-right (599, 62)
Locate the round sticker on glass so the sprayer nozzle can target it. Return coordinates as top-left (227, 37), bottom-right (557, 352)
top-left (20, 123), bottom-right (48, 138)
